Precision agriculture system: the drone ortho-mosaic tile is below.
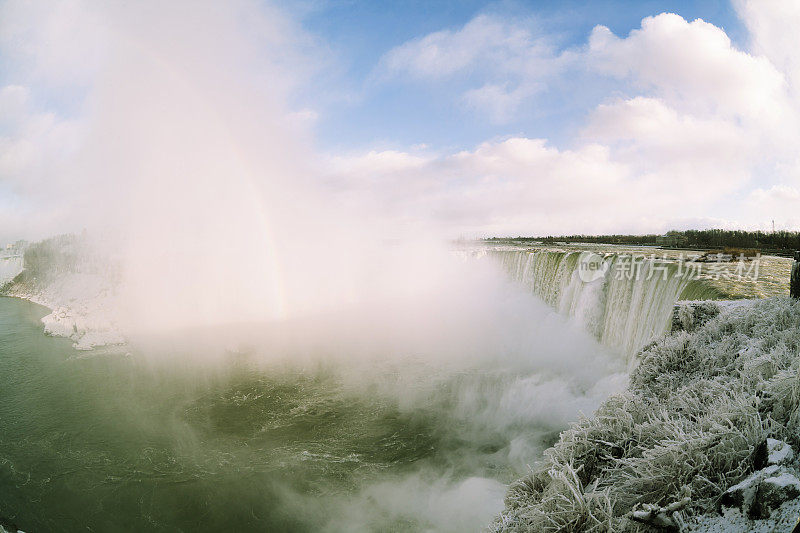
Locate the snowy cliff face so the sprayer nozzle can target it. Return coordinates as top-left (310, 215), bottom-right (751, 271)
top-left (493, 297), bottom-right (800, 533)
top-left (0, 236), bottom-right (124, 350)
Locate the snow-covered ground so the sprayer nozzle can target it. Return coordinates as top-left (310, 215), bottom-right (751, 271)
top-left (0, 237), bottom-right (125, 350)
top-left (3, 270), bottom-right (125, 350)
top-left (685, 500), bottom-right (800, 532)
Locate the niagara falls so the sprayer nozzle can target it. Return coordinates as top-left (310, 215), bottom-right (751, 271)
top-left (2, 1), bottom-right (800, 532)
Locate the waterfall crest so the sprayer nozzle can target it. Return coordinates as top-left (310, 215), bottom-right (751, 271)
top-left (493, 250), bottom-right (725, 359)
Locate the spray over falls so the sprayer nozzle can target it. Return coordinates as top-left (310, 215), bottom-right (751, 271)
top-left (491, 249), bottom-right (727, 359)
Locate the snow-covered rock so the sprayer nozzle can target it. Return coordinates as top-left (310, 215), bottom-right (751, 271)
top-left (718, 462), bottom-right (800, 521)
top-left (684, 500), bottom-right (800, 533)
top-left (719, 465), bottom-right (780, 515)
top-left (0, 518), bottom-right (25, 533)
top-left (684, 440), bottom-right (800, 530)
top-left (766, 438), bottom-right (794, 466)
top-left (751, 472), bottom-right (800, 519)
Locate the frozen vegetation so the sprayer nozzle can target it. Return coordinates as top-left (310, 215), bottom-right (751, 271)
top-left (0, 235), bottom-right (124, 350)
top-left (494, 297), bottom-right (800, 532)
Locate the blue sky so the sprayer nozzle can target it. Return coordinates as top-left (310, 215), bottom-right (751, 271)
top-left (299, 0), bottom-right (747, 152)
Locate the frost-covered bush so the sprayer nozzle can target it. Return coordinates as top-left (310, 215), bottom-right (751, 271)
top-left (2, 234), bottom-right (120, 296)
top-left (21, 234), bottom-right (83, 280)
top-left (494, 297), bottom-right (800, 532)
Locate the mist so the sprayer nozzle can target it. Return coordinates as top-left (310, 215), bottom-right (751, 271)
top-left (2, 0), bottom-right (414, 331)
top-left (121, 259), bottom-right (625, 531)
top-left (0, 2), bottom-right (629, 531)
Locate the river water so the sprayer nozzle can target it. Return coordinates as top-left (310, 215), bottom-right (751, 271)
top-left (0, 292), bottom-right (622, 532)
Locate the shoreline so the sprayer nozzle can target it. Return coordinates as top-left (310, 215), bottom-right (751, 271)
top-left (1, 277), bottom-right (125, 351)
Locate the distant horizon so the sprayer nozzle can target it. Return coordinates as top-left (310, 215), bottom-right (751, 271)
top-left (482, 228), bottom-right (800, 239)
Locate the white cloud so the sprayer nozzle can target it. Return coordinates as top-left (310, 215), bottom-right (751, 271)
top-left (462, 82), bottom-right (544, 123)
top-left (0, 84), bottom-right (83, 196)
top-left (326, 137), bottom-right (695, 236)
top-left (747, 185), bottom-right (800, 229)
top-left (379, 14), bottom-right (573, 122)
top-left (382, 10), bottom-right (794, 128)
top-left (352, 9), bottom-right (800, 234)
top-left (587, 13), bottom-right (789, 123)
top-left (750, 184), bottom-right (800, 203)
top-left (381, 15), bottom-right (544, 79)
top-left (582, 96), bottom-right (753, 192)
top-left (735, 0), bottom-right (800, 97)
top-left (0, 85), bottom-right (30, 127)
top-left (289, 108), bottom-right (319, 124)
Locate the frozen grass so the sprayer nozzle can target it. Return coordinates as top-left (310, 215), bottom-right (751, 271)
top-left (493, 297), bottom-right (800, 532)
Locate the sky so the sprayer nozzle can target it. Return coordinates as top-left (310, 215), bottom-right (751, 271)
top-left (1, 0), bottom-right (800, 241)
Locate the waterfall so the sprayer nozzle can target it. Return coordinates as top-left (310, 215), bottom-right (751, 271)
top-left (492, 250), bottom-right (725, 360)
top-left (0, 255), bottom-right (23, 287)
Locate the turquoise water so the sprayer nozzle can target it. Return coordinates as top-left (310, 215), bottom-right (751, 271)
top-left (1, 296), bottom-right (610, 532)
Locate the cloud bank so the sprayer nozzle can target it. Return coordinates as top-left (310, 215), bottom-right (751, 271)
top-left (362, 2), bottom-right (800, 235)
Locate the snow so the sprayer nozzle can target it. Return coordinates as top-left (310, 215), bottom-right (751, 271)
top-left (32, 284), bottom-right (124, 349)
top-left (762, 472), bottom-right (800, 490)
top-left (0, 521), bottom-right (25, 533)
top-left (723, 465), bottom-right (779, 502)
top-left (1, 240), bottom-right (125, 350)
top-left (684, 501), bottom-right (800, 533)
top-left (686, 467), bottom-right (800, 532)
top-left (767, 438), bottom-right (794, 465)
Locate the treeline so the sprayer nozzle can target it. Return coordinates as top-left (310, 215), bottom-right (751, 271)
top-left (681, 230), bottom-right (800, 251)
top-left (486, 229), bottom-right (800, 255)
